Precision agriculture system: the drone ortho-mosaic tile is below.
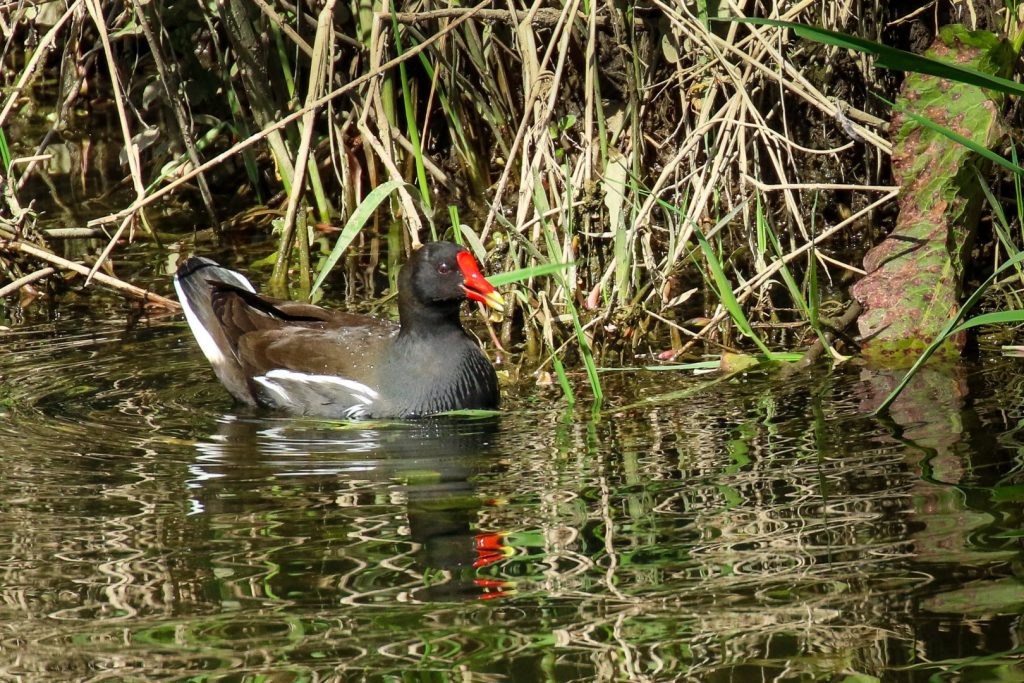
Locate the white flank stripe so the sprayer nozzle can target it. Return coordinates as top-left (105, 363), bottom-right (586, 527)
top-left (263, 369), bottom-right (380, 404)
top-left (342, 404), bottom-right (369, 419)
top-left (174, 277), bottom-right (226, 366)
top-left (253, 376), bottom-right (292, 404)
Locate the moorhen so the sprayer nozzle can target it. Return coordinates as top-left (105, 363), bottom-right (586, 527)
top-left (173, 241), bottom-right (504, 419)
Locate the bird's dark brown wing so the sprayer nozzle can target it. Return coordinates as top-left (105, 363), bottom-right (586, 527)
top-left (209, 283), bottom-right (399, 385)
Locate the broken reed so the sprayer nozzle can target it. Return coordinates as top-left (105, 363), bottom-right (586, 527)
top-left (2, 1), bottom-right (903, 402)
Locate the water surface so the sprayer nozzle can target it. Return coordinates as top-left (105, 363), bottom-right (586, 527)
top-left (0, 308), bottom-right (1021, 681)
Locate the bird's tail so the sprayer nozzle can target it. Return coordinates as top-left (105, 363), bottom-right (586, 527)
top-left (173, 257), bottom-right (258, 405)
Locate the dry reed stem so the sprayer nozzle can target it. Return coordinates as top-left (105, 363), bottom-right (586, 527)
top-left (251, 0), bottom-right (313, 57)
top-left (81, 0), bottom-right (152, 285)
top-left (83, 0), bottom-right (145, 201)
top-left (389, 7), bottom-right (592, 26)
top-left (1, 240), bottom-right (180, 310)
top-left (630, 93), bottom-right (727, 259)
top-left (671, 5), bottom-right (808, 246)
top-left (743, 176), bottom-right (898, 193)
top-left (513, 0), bottom-right (580, 236)
top-left (728, 188), bottom-right (874, 297)
top-left (0, 266), bottom-right (55, 298)
top-left (0, 0), bottom-right (83, 128)
top-left (675, 190), bottom-right (898, 353)
top-left (85, 214), bottom-right (133, 286)
top-left (670, 95), bottom-right (742, 265)
top-left (477, 49), bottom-right (553, 238)
top-left (815, 251), bottom-right (865, 276)
top-left (364, 0), bottom-right (423, 246)
top-left (582, 0), bottom-right (597, 189)
top-left (130, 0), bottom-right (218, 229)
top-left (886, 2), bottom-right (937, 27)
top-left (273, 0), bottom-right (335, 283)
top-left (709, 14), bottom-right (890, 153)
top-left (86, 0), bottom-right (493, 230)
top-left (643, 0), bottom-right (892, 305)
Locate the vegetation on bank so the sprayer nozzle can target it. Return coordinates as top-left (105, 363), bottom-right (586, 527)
top-left (2, 1), bottom-right (1024, 403)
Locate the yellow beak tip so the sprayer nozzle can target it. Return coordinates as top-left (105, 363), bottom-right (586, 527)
top-left (487, 291), bottom-right (505, 311)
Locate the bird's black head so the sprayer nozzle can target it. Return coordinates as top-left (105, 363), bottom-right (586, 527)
top-left (400, 241), bottom-right (503, 312)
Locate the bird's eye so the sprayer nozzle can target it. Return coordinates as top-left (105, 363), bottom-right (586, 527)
top-left (437, 262), bottom-right (451, 275)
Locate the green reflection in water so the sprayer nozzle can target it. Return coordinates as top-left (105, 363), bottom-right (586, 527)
top-left (0, 313), bottom-right (1020, 681)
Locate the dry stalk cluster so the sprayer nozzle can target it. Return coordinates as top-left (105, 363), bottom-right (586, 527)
top-left (0, 1), bottom-right (953, 365)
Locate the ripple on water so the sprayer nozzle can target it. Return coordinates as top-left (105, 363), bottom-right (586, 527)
top-left (1, 314), bottom-right (1023, 681)
top-left (3, 319), bottom-right (224, 453)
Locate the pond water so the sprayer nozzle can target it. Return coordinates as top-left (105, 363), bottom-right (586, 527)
top-left (0, 278), bottom-right (1023, 681)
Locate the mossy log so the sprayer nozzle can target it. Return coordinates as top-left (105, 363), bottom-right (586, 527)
top-left (852, 26), bottom-right (1013, 367)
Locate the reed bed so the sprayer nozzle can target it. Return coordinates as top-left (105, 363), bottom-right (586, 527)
top-left (0, 1), bottom-right (1005, 396)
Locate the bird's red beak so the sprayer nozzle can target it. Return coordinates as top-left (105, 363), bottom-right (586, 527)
top-left (457, 251), bottom-right (504, 312)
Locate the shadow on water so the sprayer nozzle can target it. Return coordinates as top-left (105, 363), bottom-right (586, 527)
top-left (0, 310), bottom-right (1021, 680)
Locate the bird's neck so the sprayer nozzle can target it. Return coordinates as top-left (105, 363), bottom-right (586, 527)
top-left (397, 299), bottom-right (464, 339)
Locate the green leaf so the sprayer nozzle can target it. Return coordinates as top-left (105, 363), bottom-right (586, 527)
top-left (693, 228), bottom-right (775, 358)
top-left (310, 179), bottom-right (409, 299)
top-left (487, 262), bottom-right (575, 287)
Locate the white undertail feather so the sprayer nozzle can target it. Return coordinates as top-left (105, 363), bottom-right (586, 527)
top-left (174, 283), bottom-right (226, 366)
top-left (252, 375), bottom-right (292, 404)
top-left (173, 263), bottom-right (256, 369)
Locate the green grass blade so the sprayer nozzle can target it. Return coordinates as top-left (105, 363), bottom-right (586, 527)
top-left (760, 199), bottom-right (807, 317)
top-left (693, 227), bottom-right (775, 358)
top-left (1014, 145), bottom-right (1024, 244)
top-left (951, 309), bottom-right (1024, 333)
top-left (567, 302), bottom-right (603, 404)
top-left (270, 24), bottom-right (297, 101)
top-left (730, 18), bottom-right (1024, 97)
top-left (531, 176), bottom-right (602, 405)
top-left (762, 205), bottom-right (834, 355)
top-left (976, 168), bottom-right (1024, 293)
top-left (310, 179), bottom-right (410, 298)
top-left (448, 206), bottom-right (463, 245)
top-left (651, 198), bottom-right (781, 359)
top-left (551, 353), bottom-right (575, 406)
top-left (487, 262), bottom-right (575, 287)
top-left (390, 8), bottom-right (431, 214)
top-left (224, 89), bottom-right (264, 201)
top-left (807, 194), bottom-right (821, 332)
top-left (0, 128), bottom-right (10, 171)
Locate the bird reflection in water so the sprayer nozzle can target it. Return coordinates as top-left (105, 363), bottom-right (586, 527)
top-left (186, 414), bottom-right (513, 602)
